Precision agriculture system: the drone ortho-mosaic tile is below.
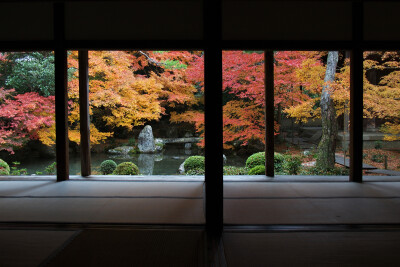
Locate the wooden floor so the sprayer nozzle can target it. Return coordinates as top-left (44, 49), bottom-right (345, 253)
top-left (0, 179), bottom-right (399, 266)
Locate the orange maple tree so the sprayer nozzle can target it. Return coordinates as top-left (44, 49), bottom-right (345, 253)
top-left (364, 51), bottom-right (400, 141)
top-left (67, 51), bottom-right (203, 145)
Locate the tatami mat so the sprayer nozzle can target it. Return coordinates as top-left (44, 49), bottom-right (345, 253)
top-left (1, 180), bottom-right (400, 225)
top-left (224, 182), bottom-right (400, 198)
top-left (224, 182), bottom-right (400, 224)
top-left (46, 229), bottom-right (205, 267)
top-left (0, 198), bottom-right (204, 224)
top-left (0, 181), bottom-right (205, 224)
top-left (0, 181), bottom-right (204, 197)
top-left (223, 231), bottom-right (400, 267)
top-left (0, 230), bottom-right (77, 267)
top-left (224, 198), bottom-right (400, 224)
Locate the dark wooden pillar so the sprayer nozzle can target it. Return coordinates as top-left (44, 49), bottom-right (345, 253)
top-left (79, 50), bottom-right (91, 176)
top-left (54, 2), bottom-right (69, 181)
top-left (350, 1), bottom-right (363, 182)
top-left (204, 0), bottom-right (223, 234)
top-left (265, 50), bottom-right (275, 177)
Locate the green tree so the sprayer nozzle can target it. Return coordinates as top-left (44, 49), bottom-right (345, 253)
top-left (3, 52), bottom-right (55, 96)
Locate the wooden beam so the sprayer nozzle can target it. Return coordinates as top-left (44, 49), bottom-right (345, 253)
top-left (54, 2), bottom-right (69, 181)
top-left (204, 0), bottom-right (223, 234)
top-left (79, 50), bottom-right (91, 176)
top-left (350, 1), bottom-right (363, 182)
top-left (265, 50), bottom-right (274, 177)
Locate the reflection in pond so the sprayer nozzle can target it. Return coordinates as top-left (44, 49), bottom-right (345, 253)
top-left (16, 145), bottom-right (246, 176)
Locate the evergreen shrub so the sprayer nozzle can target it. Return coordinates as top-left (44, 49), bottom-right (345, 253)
top-left (113, 162), bottom-right (139, 175)
top-left (245, 152), bottom-right (265, 169)
top-left (100, 160), bottom-right (117, 175)
top-left (274, 153), bottom-right (285, 173)
top-left (0, 159), bottom-right (10, 175)
top-left (44, 162), bottom-right (56, 175)
top-left (185, 168), bottom-right (205, 175)
top-left (282, 155), bottom-right (302, 175)
top-left (301, 166), bottom-right (349, 175)
top-left (248, 165), bottom-right (265, 175)
top-left (223, 166), bottom-right (248, 175)
top-left (183, 156), bottom-right (205, 172)
top-left (246, 152), bottom-right (285, 172)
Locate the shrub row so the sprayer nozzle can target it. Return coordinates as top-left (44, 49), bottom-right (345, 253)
top-left (100, 160), bottom-right (139, 175)
top-left (245, 152), bottom-right (302, 175)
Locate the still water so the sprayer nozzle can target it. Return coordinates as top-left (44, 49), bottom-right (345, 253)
top-left (17, 146), bottom-right (246, 175)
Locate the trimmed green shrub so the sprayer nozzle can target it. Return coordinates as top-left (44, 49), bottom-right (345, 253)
top-left (245, 152), bottom-right (265, 169)
top-left (283, 155), bottom-right (302, 175)
top-left (248, 165), bottom-right (265, 175)
top-left (183, 156), bottom-right (205, 172)
top-left (185, 168), bottom-right (205, 175)
top-left (100, 160), bottom-right (117, 175)
top-left (0, 159), bottom-right (10, 175)
top-left (274, 152), bottom-right (285, 173)
top-left (113, 162), bottom-right (139, 175)
top-left (223, 166), bottom-right (248, 175)
top-left (246, 152), bottom-right (285, 172)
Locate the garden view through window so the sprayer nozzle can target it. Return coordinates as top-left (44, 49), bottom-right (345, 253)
top-left (1, 50), bottom-right (399, 177)
top-left (362, 51), bottom-right (400, 176)
top-left (0, 52), bottom-right (56, 176)
top-left (222, 51), bottom-right (352, 176)
top-left (71, 51), bottom-right (205, 176)
top-left (273, 51), bottom-right (351, 176)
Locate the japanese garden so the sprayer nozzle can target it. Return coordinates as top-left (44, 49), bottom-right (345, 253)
top-left (0, 50), bottom-right (399, 177)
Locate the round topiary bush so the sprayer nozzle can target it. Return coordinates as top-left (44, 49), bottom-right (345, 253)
top-left (183, 156), bottom-right (205, 172)
top-left (248, 165), bottom-right (265, 175)
top-left (100, 160), bottom-right (117, 175)
top-left (185, 168), bottom-right (205, 175)
top-left (246, 152), bottom-right (288, 173)
top-left (113, 162), bottom-right (139, 175)
top-left (0, 159), bottom-right (10, 175)
top-left (245, 152), bottom-right (265, 169)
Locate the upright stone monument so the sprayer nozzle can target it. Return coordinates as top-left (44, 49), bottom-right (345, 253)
top-left (138, 125), bottom-right (156, 153)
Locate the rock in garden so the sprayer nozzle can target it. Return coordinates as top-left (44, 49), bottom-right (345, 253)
top-left (302, 161), bottom-right (316, 167)
top-left (138, 125), bottom-right (156, 153)
top-left (178, 162), bottom-right (185, 174)
top-left (185, 143), bottom-right (192, 149)
top-left (138, 154), bottom-right (155, 175)
top-left (155, 138), bottom-right (164, 153)
top-left (108, 146), bottom-right (135, 155)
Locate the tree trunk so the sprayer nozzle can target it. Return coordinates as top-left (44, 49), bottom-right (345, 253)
top-left (316, 51), bottom-right (339, 169)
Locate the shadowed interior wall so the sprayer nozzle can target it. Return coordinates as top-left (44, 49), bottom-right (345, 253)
top-left (0, 1), bottom-right (399, 42)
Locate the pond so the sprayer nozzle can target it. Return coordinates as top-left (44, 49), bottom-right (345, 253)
top-left (16, 145), bottom-right (247, 175)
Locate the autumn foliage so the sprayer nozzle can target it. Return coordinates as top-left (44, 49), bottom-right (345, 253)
top-left (0, 88), bottom-right (55, 153)
top-left (364, 51), bottom-right (400, 141)
top-left (1, 49), bottom-right (399, 155)
top-left (67, 51), bottom-right (203, 145)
